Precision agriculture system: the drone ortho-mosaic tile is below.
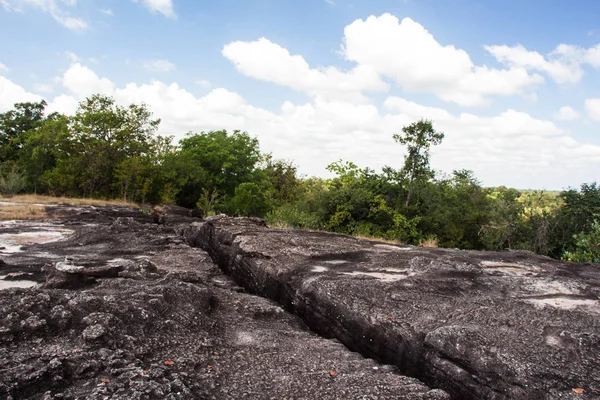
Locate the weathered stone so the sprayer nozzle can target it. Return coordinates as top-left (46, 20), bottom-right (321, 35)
top-left (0, 206), bottom-right (447, 399)
top-left (188, 215), bottom-right (600, 400)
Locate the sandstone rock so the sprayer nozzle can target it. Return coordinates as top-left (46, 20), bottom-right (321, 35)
top-left (188, 216), bottom-right (600, 400)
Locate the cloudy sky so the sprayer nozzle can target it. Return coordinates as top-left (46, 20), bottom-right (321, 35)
top-left (1, 0), bottom-right (600, 189)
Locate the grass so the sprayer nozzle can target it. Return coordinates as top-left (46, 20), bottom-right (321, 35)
top-left (355, 234), bottom-right (405, 245)
top-left (0, 194), bottom-right (139, 207)
top-left (420, 237), bottom-right (439, 248)
top-left (0, 205), bottom-right (48, 220)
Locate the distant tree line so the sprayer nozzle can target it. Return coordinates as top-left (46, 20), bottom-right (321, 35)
top-left (1, 95), bottom-right (598, 263)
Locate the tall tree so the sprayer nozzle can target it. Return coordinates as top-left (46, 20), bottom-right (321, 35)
top-left (0, 100), bottom-right (48, 164)
top-left (393, 119), bottom-right (444, 207)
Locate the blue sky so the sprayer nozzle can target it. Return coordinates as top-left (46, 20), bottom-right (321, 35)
top-left (1, 0), bottom-right (600, 189)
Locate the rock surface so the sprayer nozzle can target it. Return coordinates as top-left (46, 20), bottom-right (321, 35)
top-left (186, 215), bottom-right (600, 400)
top-left (0, 206), bottom-right (447, 399)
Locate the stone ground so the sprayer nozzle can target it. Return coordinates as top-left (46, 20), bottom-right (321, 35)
top-left (0, 205), bottom-right (448, 400)
top-left (187, 215), bottom-right (600, 400)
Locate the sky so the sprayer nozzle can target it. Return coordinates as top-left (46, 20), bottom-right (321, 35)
top-left (1, 0), bottom-right (600, 190)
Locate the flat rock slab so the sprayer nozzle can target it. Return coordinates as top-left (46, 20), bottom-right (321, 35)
top-left (0, 206), bottom-right (447, 399)
top-left (187, 216), bottom-right (600, 400)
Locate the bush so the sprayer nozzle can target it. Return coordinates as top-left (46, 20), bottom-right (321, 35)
top-left (0, 168), bottom-right (27, 197)
top-left (562, 220), bottom-right (600, 263)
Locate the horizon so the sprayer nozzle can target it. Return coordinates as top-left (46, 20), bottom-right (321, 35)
top-left (1, 0), bottom-right (600, 190)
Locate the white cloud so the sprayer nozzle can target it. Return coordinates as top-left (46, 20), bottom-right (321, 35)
top-left (195, 79), bottom-right (211, 88)
top-left (0, 76), bottom-right (43, 111)
top-left (341, 14), bottom-right (543, 106)
top-left (61, 63), bottom-right (115, 98)
top-left (143, 59), bottom-right (176, 72)
top-left (554, 106), bottom-right (580, 121)
top-left (222, 37), bottom-right (388, 102)
top-left (34, 83), bottom-right (53, 93)
top-left (132, 0), bottom-right (175, 18)
top-left (2, 0), bottom-right (87, 31)
top-left (3, 62), bottom-right (588, 189)
top-left (0, 62), bottom-right (8, 72)
top-left (486, 44), bottom-right (584, 84)
top-left (585, 98), bottom-right (600, 121)
top-left (487, 43), bottom-right (600, 84)
top-left (100, 8), bottom-right (113, 16)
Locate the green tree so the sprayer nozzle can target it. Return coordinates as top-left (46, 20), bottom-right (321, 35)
top-left (549, 182), bottom-right (600, 258)
top-left (232, 182), bottom-right (270, 217)
top-left (393, 119), bottom-right (444, 207)
top-left (0, 100), bottom-right (48, 164)
top-left (19, 114), bottom-right (70, 193)
top-left (165, 130), bottom-right (261, 208)
top-left (45, 95), bottom-right (161, 198)
top-left (562, 220), bottom-right (600, 263)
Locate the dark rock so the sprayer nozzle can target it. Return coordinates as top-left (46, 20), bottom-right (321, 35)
top-left (188, 215), bottom-right (600, 400)
top-left (0, 207), bottom-right (448, 399)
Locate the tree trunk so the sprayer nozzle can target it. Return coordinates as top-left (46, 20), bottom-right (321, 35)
top-left (405, 159), bottom-right (416, 207)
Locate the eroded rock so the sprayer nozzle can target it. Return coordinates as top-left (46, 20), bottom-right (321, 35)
top-left (187, 215), bottom-right (600, 400)
top-left (0, 206), bottom-right (448, 399)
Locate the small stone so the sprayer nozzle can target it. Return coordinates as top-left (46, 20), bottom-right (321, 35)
top-left (82, 324), bottom-right (107, 341)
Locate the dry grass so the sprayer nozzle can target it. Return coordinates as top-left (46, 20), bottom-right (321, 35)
top-left (0, 205), bottom-right (48, 220)
top-left (0, 194), bottom-right (139, 207)
top-left (420, 237), bottom-right (439, 248)
top-left (355, 234), bottom-right (404, 245)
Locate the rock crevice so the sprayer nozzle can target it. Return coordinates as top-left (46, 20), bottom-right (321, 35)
top-left (186, 215), bottom-right (600, 400)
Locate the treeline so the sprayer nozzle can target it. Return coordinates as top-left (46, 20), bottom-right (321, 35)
top-left (1, 95), bottom-right (598, 263)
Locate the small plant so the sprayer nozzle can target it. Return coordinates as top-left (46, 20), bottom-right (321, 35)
top-left (0, 167), bottom-right (27, 198)
top-left (196, 188), bottom-right (220, 217)
top-left (420, 235), bottom-right (439, 248)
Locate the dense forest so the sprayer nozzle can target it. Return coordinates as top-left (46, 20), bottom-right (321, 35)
top-left (1, 95), bottom-right (599, 263)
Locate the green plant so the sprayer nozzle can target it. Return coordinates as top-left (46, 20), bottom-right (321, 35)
top-left (562, 220), bottom-right (600, 263)
top-left (196, 188), bottom-right (220, 217)
top-left (0, 167), bottom-right (27, 197)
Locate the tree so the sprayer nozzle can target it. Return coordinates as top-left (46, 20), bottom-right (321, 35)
top-left (45, 95), bottom-right (161, 198)
top-left (167, 130), bottom-right (261, 208)
top-left (548, 182), bottom-right (600, 258)
top-left (0, 100), bottom-right (48, 164)
top-left (232, 182), bottom-right (270, 217)
top-left (393, 120), bottom-right (444, 207)
top-left (562, 220), bottom-right (600, 263)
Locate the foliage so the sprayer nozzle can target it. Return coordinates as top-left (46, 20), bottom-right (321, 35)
top-left (1, 97), bottom-right (599, 264)
top-left (562, 220), bottom-right (600, 263)
top-left (393, 119), bottom-right (444, 207)
top-left (0, 167), bottom-right (27, 197)
top-left (232, 182), bottom-right (270, 217)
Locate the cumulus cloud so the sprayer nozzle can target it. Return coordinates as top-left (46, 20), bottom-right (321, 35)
top-left (341, 14), bottom-right (543, 106)
top-left (132, 0), bottom-right (175, 18)
top-left (2, 0), bottom-right (87, 31)
top-left (143, 59), bottom-right (176, 72)
top-left (487, 43), bottom-right (600, 84)
top-left (1, 14), bottom-right (600, 190)
top-left (486, 44), bottom-right (584, 84)
top-left (0, 62), bottom-right (8, 71)
top-left (61, 63), bottom-right (115, 98)
top-left (0, 76), bottom-right (43, 111)
top-left (554, 106), bottom-right (580, 121)
top-left (585, 98), bottom-right (600, 121)
top-left (0, 63), bottom-right (585, 188)
top-left (222, 37), bottom-right (388, 103)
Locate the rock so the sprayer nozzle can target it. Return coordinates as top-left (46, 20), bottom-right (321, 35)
top-left (82, 324), bottom-right (107, 341)
top-left (0, 209), bottom-right (449, 400)
top-left (188, 216), bottom-right (600, 400)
